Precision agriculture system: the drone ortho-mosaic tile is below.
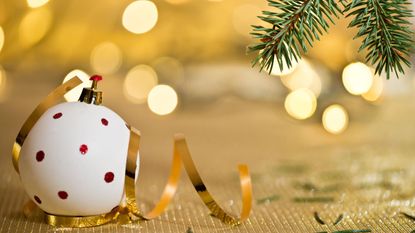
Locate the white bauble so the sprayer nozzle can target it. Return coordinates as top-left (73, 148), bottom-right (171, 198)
top-left (19, 101), bottom-right (136, 216)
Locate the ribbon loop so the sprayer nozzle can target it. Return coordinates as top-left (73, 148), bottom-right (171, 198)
top-left (124, 133), bottom-right (252, 226)
top-left (16, 76), bottom-right (253, 228)
top-left (174, 134), bottom-right (252, 226)
top-left (12, 77), bottom-right (83, 173)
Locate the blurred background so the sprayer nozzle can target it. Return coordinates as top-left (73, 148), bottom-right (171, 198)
top-left (1, 1), bottom-right (415, 232)
top-left (1, 0), bottom-right (415, 200)
top-left (0, 0), bottom-right (414, 133)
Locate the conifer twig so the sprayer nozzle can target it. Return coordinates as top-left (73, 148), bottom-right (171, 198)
top-left (249, 0), bottom-right (414, 79)
top-left (343, 0), bottom-right (414, 79)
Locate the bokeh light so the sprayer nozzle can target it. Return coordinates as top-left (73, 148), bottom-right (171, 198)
top-left (62, 69), bottom-right (91, 102)
top-left (270, 56), bottom-right (299, 76)
top-left (27, 0), bottom-right (49, 8)
top-left (90, 42), bottom-right (122, 75)
top-left (124, 65), bottom-right (158, 103)
top-left (280, 59), bottom-right (322, 96)
top-left (322, 104), bottom-right (348, 134)
top-left (284, 89), bottom-right (317, 120)
top-left (19, 7), bottom-right (53, 47)
top-left (342, 62), bottom-right (373, 95)
top-left (362, 75), bottom-right (383, 102)
top-left (122, 0), bottom-right (158, 34)
top-left (0, 27), bottom-right (4, 53)
top-left (147, 85), bottom-right (178, 115)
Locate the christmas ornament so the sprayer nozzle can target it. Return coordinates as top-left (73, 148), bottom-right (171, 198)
top-left (18, 75), bottom-right (133, 216)
top-left (12, 75), bottom-right (252, 228)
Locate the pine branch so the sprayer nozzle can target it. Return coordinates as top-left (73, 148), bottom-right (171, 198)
top-left (250, 0), bottom-right (414, 79)
top-left (248, 0), bottom-right (342, 73)
top-left (343, 0), bottom-right (414, 79)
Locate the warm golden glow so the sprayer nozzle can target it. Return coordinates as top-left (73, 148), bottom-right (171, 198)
top-left (233, 4), bottom-right (261, 37)
top-left (122, 1), bottom-right (158, 34)
top-left (270, 56), bottom-right (299, 76)
top-left (0, 66), bottom-right (6, 102)
top-left (19, 7), bottom-right (52, 47)
top-left (342, 62), bottom-right (373, 95)
top-left (0, 27), bottom-right (4, 53)
top-left (308, 33), bottom-right (349, 71)
top-left (0, 67), bottom-right (3, 87)
top-left (27, 0), bottom-right (49, 8)
top-left (280, 59), bottom-right (322, 97)
top-left (152, 57), bottom-right (184, 84)
top-left (90, 42), bottom-right (122, 75)
top-left (362, 75), bottom-right (383, 102)
top-left (322, 104), bottom-right (348, 134)
top-left (124, 65), bottom-right (158, 104)
top-left (147, 85), bottom-right (178, 115)
top-left (62, 69), bottom-right (91, 102)
top-left (284, 89), bottom-right (317, 120)
top-left (165, 0), bottom-right (190, 4)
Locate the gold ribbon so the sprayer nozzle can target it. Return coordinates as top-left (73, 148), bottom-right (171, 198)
top-left (174, 134), bottom-right (252, 225)
top-left (45, 210), bottom-right (117, 228)
top-left (15, 76), bottom-right (253, 228)
top-left (123, 133), bottom-right (252, 226)
top-left (12, 77), bottom-right (83, 174)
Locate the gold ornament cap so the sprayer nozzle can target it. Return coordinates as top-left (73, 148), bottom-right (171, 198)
top-left (79, 75), bottom-right (103, 105)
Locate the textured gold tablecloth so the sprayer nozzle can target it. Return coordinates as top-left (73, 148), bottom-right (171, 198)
top-left (1, 75), bottom-right (415, 232)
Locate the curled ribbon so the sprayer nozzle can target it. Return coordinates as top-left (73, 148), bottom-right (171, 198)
top-left (12, 77), bottom-right (83, 174)
top-left (13, 76), bottom-right (252, 227)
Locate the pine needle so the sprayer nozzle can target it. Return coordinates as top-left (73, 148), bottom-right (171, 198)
top-left (343, 0), bottom-right (414, 79)
top-left (249, 0), bottom-right (414, 79)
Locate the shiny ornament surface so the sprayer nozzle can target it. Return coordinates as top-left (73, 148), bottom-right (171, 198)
top-left (18, 101), bottom-right (132, 216)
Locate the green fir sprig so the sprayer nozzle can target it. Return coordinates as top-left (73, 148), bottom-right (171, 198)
top-left (249, 0), bottom-right (414, 79)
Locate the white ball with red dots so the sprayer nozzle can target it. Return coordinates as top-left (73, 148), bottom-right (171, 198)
top-left (18, 101), bottom-right (136, 216)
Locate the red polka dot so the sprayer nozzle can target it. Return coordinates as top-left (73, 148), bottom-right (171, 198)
top-left (104, 172), bottom-right (114, 183)
top-left (79, 144), bottom-right (88, 155)
top-left (58, 191), bottom-right (68, 200)
top-left (101, 118), bottom-right (109, 126)
top-left (53, 112), bottom-right (63, 119)
top-left (34, 195), bottom-right (42, 204)
top-left (36, 151), bottom-right (45, 162)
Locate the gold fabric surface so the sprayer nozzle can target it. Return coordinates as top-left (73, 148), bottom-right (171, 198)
top-left (1, 77), bottom-right (415, 232)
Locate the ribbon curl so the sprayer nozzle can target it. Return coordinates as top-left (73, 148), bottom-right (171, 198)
top-left (14, 76), bottom-right (252, 228)
top-left (12, 77), bottom-right (83, 174)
